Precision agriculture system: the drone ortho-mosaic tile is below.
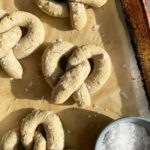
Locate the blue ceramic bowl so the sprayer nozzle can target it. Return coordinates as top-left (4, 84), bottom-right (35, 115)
top-left (95, 117), bottom-right (150, 150)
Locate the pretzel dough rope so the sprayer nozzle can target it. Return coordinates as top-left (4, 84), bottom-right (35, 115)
top-left (0, 129), bottom-right (46, 150)
top-left (42, 41), bottom-right (111, 107)
top-left (34, 0), bottom-right (107, 30)
top-left (0, 10), bottom-right (45, 79)
top-left (0, 110), bottom-right (64, 150)
top-left (0, 129), bottom-right (20, 150)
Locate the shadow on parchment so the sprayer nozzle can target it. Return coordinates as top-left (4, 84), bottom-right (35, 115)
top-left (94, 0), bottom-right (139, 116)
top-left (0, 108), bottom-right (113, 150)
top-left (0, 69), bottom-right (8, 78)
top-left (0, 108), bottom-right (33, 138)
top-left (14, 0), bottom-right (71, 31)
top-left (59, 108), bottom-right (113, 150)
top-left (10, 43), bottom-right (51, 101)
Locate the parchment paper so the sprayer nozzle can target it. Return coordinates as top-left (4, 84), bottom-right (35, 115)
top-left (0, 0), bottom-right (148, 149)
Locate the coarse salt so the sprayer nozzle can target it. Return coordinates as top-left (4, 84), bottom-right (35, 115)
top-left (28, 81), bottom-right (33, 87)
top-left (88, 114), bottom-right (92, 118)
top-left (122, 64), bottom-right (127, 69)
top-left (56, 38), bottom-right (63, 42)
top-left (66, 129), bottom-right (71, 134)
top-left (120, 91), bottom-right (128, 99)
top-left (101, 122), bottom-right (150, 150)
top-left (92, 24), bottom-right (100, 31)
top-left (25, 88), bottom-right (28, 93)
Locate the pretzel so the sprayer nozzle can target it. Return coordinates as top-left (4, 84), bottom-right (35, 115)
top-left (34, 0), bottom-right (108, 30)
top-left (0, 130), bottom-right (46, 150)
top-left (0, 10), bottom-right (45, 79)
top-left (0, 110), bottom-right (64, 150)
top-left (33, 132), bottom-right (46, 150)
top-left (71, 0), bottom-right (108, 7)
top-left (42, 41), bottom-right (111, 107)
top-left (21, 110), bottom-right (64, 150)
top-left (0, 129), bottom-right (20, 150)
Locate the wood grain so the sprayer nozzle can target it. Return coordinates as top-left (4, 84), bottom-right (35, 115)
top-left (121, 0), bottom-right (150, 101)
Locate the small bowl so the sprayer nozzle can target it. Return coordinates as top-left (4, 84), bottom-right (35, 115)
top-left (95, 117), bottom-right (150, 150)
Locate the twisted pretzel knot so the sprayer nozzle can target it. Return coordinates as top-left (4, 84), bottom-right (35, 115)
top-left (0, 110), bottom-right (64, 150)
top-left (0, 10), bottom-right (45, 79)
top-left (34, 0), bottom-right (107, 30)
top-left (42, 41), bottom-right (111, 107)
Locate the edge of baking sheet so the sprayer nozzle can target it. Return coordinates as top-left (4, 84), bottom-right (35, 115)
top-left (121, 0), bottom-right (150, 118)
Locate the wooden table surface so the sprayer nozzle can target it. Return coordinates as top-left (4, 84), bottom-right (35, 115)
top-left (122, 0), bottom-right (150, 103)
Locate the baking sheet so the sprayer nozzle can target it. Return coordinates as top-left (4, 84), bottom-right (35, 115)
top-left (0, 0), bottom-right (149, 149)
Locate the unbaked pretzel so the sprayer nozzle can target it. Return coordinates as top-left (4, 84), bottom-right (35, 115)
top-left (0, 130), bottom-right (47, 150)
top-left (42, 41), bottom-right (111, 107)
top-left (0, 110), bottom-right (64, 150)
top-left (34, 0), bottom-right (107, 30)
top-left (0, 129), bottom-right (20, 150)
top-left (0, 10), bottom-right (45, 79)
top-left (33, 132), bottom-right (46, 150)
top-left (21, 110), bottom-right (64, 150)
